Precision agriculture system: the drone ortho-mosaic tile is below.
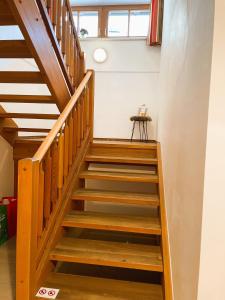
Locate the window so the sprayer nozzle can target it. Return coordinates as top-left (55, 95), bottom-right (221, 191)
top-left (73, 11), bottom-right (99, 38)
top-left (129, 10), bottom-right (150, 37)
top-left (72, 5), bottom-right (150, 39)
top-left (108, 10), bottom-right (129, 37)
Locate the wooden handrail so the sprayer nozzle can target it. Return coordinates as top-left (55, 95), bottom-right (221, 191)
top-left (16, 70), bottom-right (95, 300)
top-left (33, 71), bottom-right (92, 161)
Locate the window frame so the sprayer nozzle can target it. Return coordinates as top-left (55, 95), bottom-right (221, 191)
top-left (72, 4), bottom-right (150, 39)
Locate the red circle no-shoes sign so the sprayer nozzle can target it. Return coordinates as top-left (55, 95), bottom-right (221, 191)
top-left (39, 288), bottom-right (47, 295)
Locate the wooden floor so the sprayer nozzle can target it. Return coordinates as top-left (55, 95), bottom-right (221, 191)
top-left (0, 238), bottom-right (16, 300)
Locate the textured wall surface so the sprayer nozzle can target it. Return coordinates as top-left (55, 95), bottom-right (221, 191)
top-left (157, 0), bottom-right (214, 299)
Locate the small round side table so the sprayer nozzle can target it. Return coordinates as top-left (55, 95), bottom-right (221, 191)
top-left (130, 115), bottom-right (152, 142)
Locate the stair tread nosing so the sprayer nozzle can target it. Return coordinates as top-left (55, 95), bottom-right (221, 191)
top-left (85, 154), bottom-right (158, 165)
top-left (43, 272), bottom-right (163, 300)
top-left (79, 170), bottom-right (159, 183)
top-left (72, 189), bottom-right (160, 206)
top-left (50, 237), bottom-right (163, 272)
top-left (63, 211), bottom-right (161, 235)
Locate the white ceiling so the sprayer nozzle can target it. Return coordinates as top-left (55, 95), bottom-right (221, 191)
top-left (70, 0), bottom-right (150, 6)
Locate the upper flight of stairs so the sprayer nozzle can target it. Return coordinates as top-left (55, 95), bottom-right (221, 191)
top-left (38, 140), bottom-right (171, 300)
top-left (0, 0), bottom-right (84, 146)
top-left (0, 0), bottom-right (64, 145)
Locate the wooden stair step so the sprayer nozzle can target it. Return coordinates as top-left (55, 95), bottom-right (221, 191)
top-left (0, 1), bottom-right (16, 26)
top-left (72, 189), bottom-right (160, 206)
top-left (92, 140), bottom-right (157, 150)
top-left (0, 112), bottom-right (59, 119)
top-left (43, 273), bottom-right (163, 300)
top-left (85, 154), bottom-right (158, 165)
top-left (63, 211), bottom-right (161, 235)
top-left (0, 71), bottom-right (44, 83)
top-left (14, 136), bottom-right (46, 144)
top-left (3, 127), bottom-right (50, 133)
top-left (50, 237), bottom-right (163, 272)
top-left (0, 94), bottom-right (54, 103)
top-left (79, 170), bottom-right (159, 183)
top-left (0, 40), bottom-right (32, 58)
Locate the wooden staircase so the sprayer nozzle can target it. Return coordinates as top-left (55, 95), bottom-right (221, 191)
top-left (35, 141), bottom-right (172, 300)
top-left (0, 0), bottom-right (172, 299)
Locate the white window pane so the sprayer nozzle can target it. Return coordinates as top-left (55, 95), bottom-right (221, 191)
top-left (108, 10), bottom-right (129, 37)
top-left (129, 10), bottom-right (150, 37)
top-left (73, 11), bottom-right (78, 30)
top-left (79, 11), bottom-right (98, 38)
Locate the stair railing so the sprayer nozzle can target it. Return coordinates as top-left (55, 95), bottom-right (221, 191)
top-left (37, 0), bottom-right (85, 92)
top-left (16, 70), bottom-right (94, 300)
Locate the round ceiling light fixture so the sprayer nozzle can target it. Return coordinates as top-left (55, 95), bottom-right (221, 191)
top-left (93, 48), bottom-right (108, 63)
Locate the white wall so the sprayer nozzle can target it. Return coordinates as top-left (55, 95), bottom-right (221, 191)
top-left (81, 39), bottom-right (161, 140)
top-left (0, 137), bottom-right (14, 198)
top-left (197, 1), bottom-right (225, 299)
top-left (157, 0), bottom-right (214, 299)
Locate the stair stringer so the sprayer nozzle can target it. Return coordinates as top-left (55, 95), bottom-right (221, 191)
top-left (7, 0), bottom-right (71, 111)
top-left (157, 142), bottom-right (173, 300)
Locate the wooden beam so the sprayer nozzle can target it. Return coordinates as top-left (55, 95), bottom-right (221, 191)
top-left (0, 40), bottom-right (32, 58)
top-left (0, 71), bottom-right (44, 84)
top-left (0, 113), bottom-right (59, 119)
top-left (0, 105), bottom-right (18, 145)
top-left (0, 15), bottom-right (16, 25)
top-left (0, 95), bottom-right (54, 103)
top-left (0, 0), bottom-right (16, 25)
top-left (4, 127), bottom-right (50, 133)
top-left (7, 0), bottom-right (71, 111)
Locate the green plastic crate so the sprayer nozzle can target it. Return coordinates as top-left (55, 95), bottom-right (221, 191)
top-left (0, 205), bottom-right (7, 246)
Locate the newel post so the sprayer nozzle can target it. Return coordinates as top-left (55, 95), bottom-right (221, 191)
top-left (16, 159), bottom-right (39, 300)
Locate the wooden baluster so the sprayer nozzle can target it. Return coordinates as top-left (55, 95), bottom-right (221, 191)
top-left (82, 92), bottom-right (86, 139)
top-left (86, 85), bottom-right (90, 128)
top-left (61, 2), bottom-right (67, 56)
top-left (56, 0), bottom-right (62, 42)
top-left (79, 52), bottom-right (85, 83)
top-left (66, 16), bottom-right (71, 69)
top-left (47, 0), bottom-right (53, 22)
top-left (70, 33), bottom-right (75, 84)
top-left (37, 162), bottom-right (45, 241)
top-left (75, 44), bottom-right (80, 87)
top-left (44, 150), bottom-right (52, 226)
top-left (89, 72), bottom-right (95, 139)
top-left (80, 94), bottom-right (84, 141)
top-left (52, 0), bottom-right (58, 30)
top-left (77, 52), bottom-right (81, 85)
top-left (68, 113), bottom-right (73, 167)
top-left (83, 87), bottom-right (88, 133)
top-left (73, 42), bottom-right (78, 88)
top-left (51, 141), bottom-right (58, 209)
top-left (73, 108), bottom-right (77, 158)
top-left (77, 101), bottom-right (81, 148)
top-left (64, 122), bottom-right (69, 179)
top-left (58, 131), bottom-right (64, 193)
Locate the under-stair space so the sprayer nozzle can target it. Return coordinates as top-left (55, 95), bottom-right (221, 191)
top-left (34, 140), bottom-right (171, 300)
